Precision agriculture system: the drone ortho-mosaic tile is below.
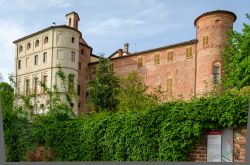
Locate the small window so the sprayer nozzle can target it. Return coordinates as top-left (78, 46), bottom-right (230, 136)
top-left (69, 18), bottom-right (72, 26)
top-left (35, 40), bottom-right (39, 47)
top-left (25, 79), bottom-right (30, 96)
top-left (203, 36), bottom-right (209, 46)
top-left (77, 85), bottom-right (80, 95)
top-left (34, 77), bottom-right (38, 94)
top-left (71, 37), bottom-right (75, 43)
top-left (26, 58), bottom-right (29, 67)
top-left (166, 77), bottom-right (173, 94)
top-left (138, 57), bottom-right (143, 68)
top-left (71, 51), bottom-right (75, 62)
top-left (86, 91), bottom-right (89, 100)
top-left (44, 36), bottom-right (48, 44)
top-left (43, 75), bottom-right (48, 93)
top-left (78, 62), bottom-right (81, 70)
top-left (43, 52), bottom-right (47, 63)
top-left (34, 55), bottom-right (38, 65)
top-left (78, 103), bottom-right (81, 108)
top-left (19, 46), bottom-right (23, 53)
top-left (18, 60), bottom-right (21, 69)
top-left (167, 51), bottom-right (173, 62)
top-left (81, 49), bottom-right (84, 55)
top-left (27, 43), bottom-right (31, 50)
top-left (213, 65), bottom-right (220, 84)
top-left (92, 67), bottom-right (97, 75)
top-left (110, 63), bottom-right (114, 71)
top-left (154, 53), bottom-right (160, 64)
top-left (186, 47), bottom-right (193, 59)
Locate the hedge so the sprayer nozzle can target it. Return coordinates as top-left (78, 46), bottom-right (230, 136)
top-left (4, 92), bottom-right (249, 161)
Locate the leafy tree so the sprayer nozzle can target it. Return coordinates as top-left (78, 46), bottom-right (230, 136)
top-left (222, 14), bottom-right (250, 89)
top-left (117, 71), bottom-right (157, 112)
top-left (88, 58), bottom-right (119, 112)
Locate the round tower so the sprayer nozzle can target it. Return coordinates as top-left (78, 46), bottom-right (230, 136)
top-left (194, 10), bottom-right (236, 95)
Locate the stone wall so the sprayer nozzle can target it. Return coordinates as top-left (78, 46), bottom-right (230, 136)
top-left (189, 127), bottom-right (247, 162)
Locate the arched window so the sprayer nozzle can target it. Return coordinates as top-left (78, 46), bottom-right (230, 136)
top-left (19, 45), bottom-right (23, 53)
top-left (213, 64), bottom-right (220, 84)
top-left (35, 40), bottom-right (39, 47)
top-left (27, 43), bottom-right (31, 50)
top-left (44, 36), bottom-right (48, 44)
top-left (69, 18), bottom-right (72, 26)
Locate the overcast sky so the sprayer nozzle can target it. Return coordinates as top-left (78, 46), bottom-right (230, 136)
top-left (0, 0), bottom-right (249, 81)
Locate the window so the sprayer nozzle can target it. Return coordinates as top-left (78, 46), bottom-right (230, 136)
top-left (110, 63), bottom-right (114, 71)
top-left (18, 60), bottom-right (21, 69)
top-left (186, 47), bottom-right (193, 58)
top-left (213, 65), bottom-right (220, 84)
top-left (81, 49), bottom-right (84, 55)
top-left (138, 57), bottom-right (143, 68)
top-left (92, 67), bottom-right (97, 75)
top-left (203, 36), bottom-right (209, 46)
top-left (166, 77), bottom-right (173, 94)
top-left (68, 74), bottom-right (75, 91)
top-left (43, 52), bottom-right (47, 63)
top-left (86, 91), bottom-right (89, 100)
top-left (78, 62), bottom-right (81, 70)
top-left (71, 51), bottom-right (75, 62)
top-left (167, 51), bottom-right (173, 62)
top-left (26, 58), bottom-right (29, 67)
top-left (43, 75), bottom-right (48, 93)
top-left (71, 37), bottom-right (75, 43)
top-left (25, 79), bottom-right (30, 96)
top-left (34, 77), bottom-right (38, 94)
top-left (19, 46), bottom-right (23, 53)
top-left (35, 40), bottom-right (39, 47)
top-left (69, 18), bottom-right (72, 26)
top-left (77, 85), bottom-right (80, 95)
top-left (154, 53), bottom-right (160, 64)
top-left (27, 43), bottom-right (31, 50)
top-left (44, 36), bottom-right (48, 44)
top-left (78, 103), bottom-right (81, 108)
top-left (34, 55), bottom-right (38, 65)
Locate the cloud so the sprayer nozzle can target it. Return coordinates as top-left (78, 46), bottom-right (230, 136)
top-left (0, 20), bottom-right (27, 82)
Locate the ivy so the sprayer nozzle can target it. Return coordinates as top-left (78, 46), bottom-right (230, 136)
top-left (3, 91), bottom-right (247, 161)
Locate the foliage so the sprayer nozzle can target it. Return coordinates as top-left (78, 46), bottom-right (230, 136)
top-left (3, 90), bottom-right (248, 161)
top-left (88, 58), bottom-right (120, 112)
top-left (117, 71), bottom-right (158, 112)
top-left (222, 15), bottom-right (250, 89)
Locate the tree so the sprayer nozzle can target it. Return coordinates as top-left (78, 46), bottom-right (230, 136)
top-left (88, 58), bottom-right (119, 112)
top-left (116, 71), bottom-right (158, 112)
top-left (221, 14), bottom-right (250, 89)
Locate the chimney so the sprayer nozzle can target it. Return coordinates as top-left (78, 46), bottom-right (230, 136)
top-left (118, 49), bottom-right (123, 57)
top-left (123, 43), bottom-right (129, 55)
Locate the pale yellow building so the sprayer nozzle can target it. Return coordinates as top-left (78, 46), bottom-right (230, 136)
top-left (13, 12), bottom-right (96, 115)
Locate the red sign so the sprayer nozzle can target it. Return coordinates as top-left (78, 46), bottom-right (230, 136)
top-left (208, 130), bottom-right (222, 135)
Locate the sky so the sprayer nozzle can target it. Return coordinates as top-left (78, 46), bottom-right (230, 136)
top-left (0, 0), bottom-right (249, 81)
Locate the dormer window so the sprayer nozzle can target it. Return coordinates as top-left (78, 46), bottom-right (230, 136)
top-left (35, 40), bottom-right (39, 47)
top-left (27, 43), bottom-right (31, 50)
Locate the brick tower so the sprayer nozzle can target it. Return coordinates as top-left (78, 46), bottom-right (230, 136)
top-left (194, 10), bottom-right (236, 95)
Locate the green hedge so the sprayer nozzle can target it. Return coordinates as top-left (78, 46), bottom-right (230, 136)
top-left (4, 92), bottom-right (249, 161)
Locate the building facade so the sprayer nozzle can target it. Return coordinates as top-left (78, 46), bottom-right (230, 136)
top-left (14, 10), bottom-right (237, 114)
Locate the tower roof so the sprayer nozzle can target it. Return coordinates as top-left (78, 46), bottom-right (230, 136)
top-left (65, 11), bottom-right (80, 20)
top-left (194, 10), bottom-right (237, 26)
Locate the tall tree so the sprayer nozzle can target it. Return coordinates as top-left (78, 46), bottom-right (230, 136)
top-left (117, 71), bottom-right (157, 112)
top-left (88, 58), bottom-right (119, 112)
top-left (222, 14), bottom-right (250, 89)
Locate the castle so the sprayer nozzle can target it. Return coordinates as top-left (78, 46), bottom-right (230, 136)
top-left (13, 10), bottom-right (237, 115)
